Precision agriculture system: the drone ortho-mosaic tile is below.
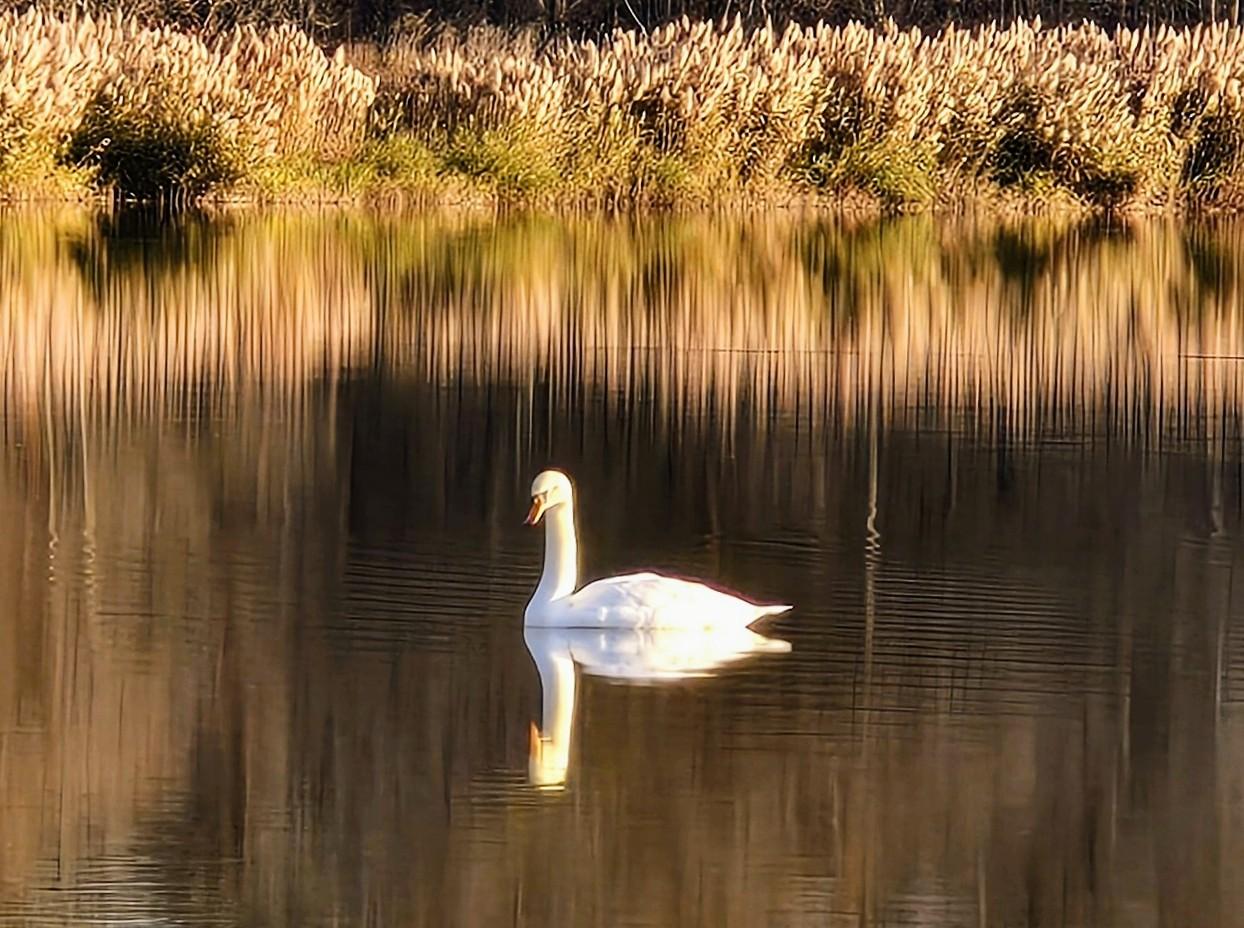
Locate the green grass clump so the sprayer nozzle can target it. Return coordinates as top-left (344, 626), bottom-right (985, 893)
top-left (444, 125), bottom-right (560, 197)
top-left (356, 134), bottom-right (441, 187)
top-left (806, 141), bottom-right (936, 209)
top-left (69, 97), bottom-right (249, 200)
top-left (0, 138), bottom-right (93, 201)
top-left (246, 135), bottom-right (442, 201)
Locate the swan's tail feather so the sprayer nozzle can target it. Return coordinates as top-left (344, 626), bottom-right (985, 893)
top-left (745, 603), bottom-right (792, 636)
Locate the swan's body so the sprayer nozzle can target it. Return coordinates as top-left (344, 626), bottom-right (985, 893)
top-left (523, 470), bottom-right (792, 630)
top-left (525, 626), bottom-right (790, 787)
top-left (529, 570), bottom-right (791, 629)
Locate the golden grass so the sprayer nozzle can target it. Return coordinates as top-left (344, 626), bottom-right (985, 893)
top-left (5, 12), bottom-right (1244, 206)
top-left (361, 16), bottom-right (1244, 208)
top-left (0, 8), bottom-right (375, 199)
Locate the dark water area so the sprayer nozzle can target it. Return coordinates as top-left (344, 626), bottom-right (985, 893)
top-left (3, 210), bottom-right (1244, 926)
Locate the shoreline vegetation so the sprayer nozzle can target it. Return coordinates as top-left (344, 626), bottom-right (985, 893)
top-left (3, 9), bottom-right (1244, 211)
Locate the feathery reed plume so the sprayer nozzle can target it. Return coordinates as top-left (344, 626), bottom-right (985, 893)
top-left (0, 9), bottom-right (375, 199)
top-left (4, 12), bottom-right (1244, 206)
top-left (362, 17), bottom-right (1244, 208)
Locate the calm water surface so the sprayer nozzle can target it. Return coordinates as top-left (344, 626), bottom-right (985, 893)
top-left (3, 211), bottom-right (1244, 926)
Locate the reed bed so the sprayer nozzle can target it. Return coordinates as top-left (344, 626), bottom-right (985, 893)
top-left (5, 11), bottom-right (1244, 206)
top-left (367, 16), bottom-right (1244, 208)
top-left (0, 8), bottom-right (374, 199)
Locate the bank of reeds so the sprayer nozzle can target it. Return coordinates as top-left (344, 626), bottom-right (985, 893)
top-left (365, 16), bottom-right (1244, 209)
top-left (5, 9), bottom-right (1244, 209)
top-left (0, 8), bottom-right (375, 199)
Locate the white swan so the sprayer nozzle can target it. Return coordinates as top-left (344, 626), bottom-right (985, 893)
top-left (523, 469), bottom-right (792, 629)
top-left (525, 625), bottom-right (791, 788)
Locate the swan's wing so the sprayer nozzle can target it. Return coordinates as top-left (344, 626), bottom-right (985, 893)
top-left (562, 572), bottom-right (786, 629)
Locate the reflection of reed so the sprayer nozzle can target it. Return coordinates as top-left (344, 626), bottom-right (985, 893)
top-left (2, 211), bottom-right (1244, 927)
top-left (0, 212), bottom-right (373, 464)
top-left (5, 213), bottom-right (1244, 452)
top-left (374, 216), bottom-right (1244, 448)
top-left (2, 382), bottom-right (1243, 926)
top-left (0, 417), bottom-right (354, 922)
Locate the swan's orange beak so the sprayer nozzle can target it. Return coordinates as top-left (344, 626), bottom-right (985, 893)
top-left (524, 496), bottom-right (546, 525)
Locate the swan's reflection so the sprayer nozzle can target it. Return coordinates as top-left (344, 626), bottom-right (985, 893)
top-left (524, 626), bottom-right (791, 788)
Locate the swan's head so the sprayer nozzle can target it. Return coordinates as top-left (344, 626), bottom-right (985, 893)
top-left (525, 469), bottom-right (574, 526)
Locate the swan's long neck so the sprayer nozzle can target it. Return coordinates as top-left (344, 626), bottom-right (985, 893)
top-left (534, 504), bottom-right (577, 605)
top-left (526, 633), bottom-right (576, 787)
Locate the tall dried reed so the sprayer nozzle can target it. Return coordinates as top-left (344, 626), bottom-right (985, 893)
top-left (0, 8), bottom-right (374, 198)
top-left (368, 16), bottom-right (1244, 207)
top-left (4, 10), bottom-right (1244, 206)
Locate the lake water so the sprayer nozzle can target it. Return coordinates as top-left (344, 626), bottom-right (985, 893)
top-left (2, 210), bottom-right (1244, 927)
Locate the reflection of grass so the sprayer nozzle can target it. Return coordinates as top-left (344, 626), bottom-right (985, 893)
top-left (65, 209), bottom-right (231, 299)
top-left (1184, 225), bottom-right (1238, 298)
top-left (6, 211), bottom-right (1244, 452)
top-left (6, 215), bottom-right (1244, 928)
